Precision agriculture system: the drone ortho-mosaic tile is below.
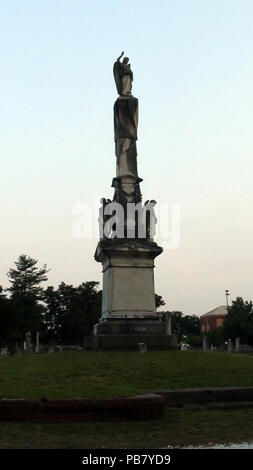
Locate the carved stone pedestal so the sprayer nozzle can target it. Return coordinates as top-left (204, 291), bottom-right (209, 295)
top-left (94, 239), bottom-right (162, 320)
top-left (83, 239), bottom-right (177, 350)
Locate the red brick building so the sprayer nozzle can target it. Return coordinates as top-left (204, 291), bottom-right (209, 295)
top-left (200, 306), bottom-right (227, 334)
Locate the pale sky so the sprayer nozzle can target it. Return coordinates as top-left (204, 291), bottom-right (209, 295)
top-left (1, 0), bottom-right (252, 315)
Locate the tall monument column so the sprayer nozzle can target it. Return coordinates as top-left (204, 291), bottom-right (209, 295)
top-left (89, 52), bottom-right (177, 350)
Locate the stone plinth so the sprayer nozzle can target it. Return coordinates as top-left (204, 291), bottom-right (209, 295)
top-left (83, 333), bottom-right (178, 351)
top-left (94, 320), bottom-right (166, 335)
top-left (94, 238), bottom-right (162, 321)
top-left (91, 238), bottom-right (177, 350)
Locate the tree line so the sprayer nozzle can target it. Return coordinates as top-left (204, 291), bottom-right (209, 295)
top-left (0, 255), bottom-right (102, 346)
top-left (0, 254), bottom-right (201, 348)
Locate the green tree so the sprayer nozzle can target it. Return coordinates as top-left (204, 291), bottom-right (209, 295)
top-left (43, 281), bottom-right (102, 344)
top-left (7, 255), bottom-right (49, 298)
top-left (223, 297), bottom-right (253, 345)
top-left (206, 327), bottom-right (224, 347)
top-left (7, 255), bottom-right (49, 340)
top-left (181, 315), bottom-right (200, 337)
top-left (187, 334), bottom-right (202, 348)
top-left (170, 311), bottom-right (184, 339)
top-left (170, 311), bottom-right (200, 344)
top-left (0, 286), bottom-right (15, 346)
top-left (41, 286), bottom-right (61, 343)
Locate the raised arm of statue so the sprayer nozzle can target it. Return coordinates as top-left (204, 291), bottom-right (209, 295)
top-left (117, 51), bottom-right (124, 62)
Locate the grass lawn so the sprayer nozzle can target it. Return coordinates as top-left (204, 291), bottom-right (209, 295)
top-left (1, 350), bottom-right (253, 448)
top-left (1, 409), bottom-right (253, 449)
top-left (0, 350), bottom-right (253, 399)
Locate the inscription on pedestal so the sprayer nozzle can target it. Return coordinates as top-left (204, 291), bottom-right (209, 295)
top-left (134, 327), bottom-right (147, 333)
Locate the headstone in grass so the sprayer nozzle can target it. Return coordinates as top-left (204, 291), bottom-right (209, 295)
top-left (202, 336), bottom-right (208, 351)
top-left (138, 342), bottom-right (147, 353)
top-left (0, 347), bottom-right (8, 356)
top-left (235, 337), bottom-right (240, 352)
top-left (35, 332), bottom-right (40, 354)
top-left (227, 338), bottom-right (233, 353)
top-left (24, 331), bottom-right (33, 354)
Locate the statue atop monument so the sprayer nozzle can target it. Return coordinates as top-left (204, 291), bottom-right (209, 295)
top-left (113, 51), bottom-right (133, 96)
top-left (113, 52), bottom-right (139, 201)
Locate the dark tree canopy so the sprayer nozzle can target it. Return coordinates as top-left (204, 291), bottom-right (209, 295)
top-left (223, 297), bottom-right (253, 345)
top-left (0, 286), bottom-right (16, 346)
top-left (206, 327), bottom-right (224, 347)
top-left (42, 281), bottom-right (102, 344)
top-left (3, 255), bottom-right (49, 342)
top-left (170, 311), bottom-right (200, 346)
top-left (7, 254), bottom-right (49, 299)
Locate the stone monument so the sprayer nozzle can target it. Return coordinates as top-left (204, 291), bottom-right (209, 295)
top-left (24, 331), bottom-right (33, 354)
top-left (202, 335), bottom-right (208, 351)
top-left (35, 331), bottom-right (40, 354)
top-left (86, 53), bottom-right (177, 350)
top-left (235, 337), bottom-right (240, 352)
top-left (227, 338), bottom-right (233, 353)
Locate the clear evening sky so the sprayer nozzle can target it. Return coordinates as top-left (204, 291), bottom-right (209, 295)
top-left (1, 0), bottom-right (252, 315)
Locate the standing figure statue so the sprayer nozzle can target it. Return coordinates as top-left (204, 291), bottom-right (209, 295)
top-left (112, 52), bottom-right (141, 210)
top-left (113, 51), bottom-right (133, 96)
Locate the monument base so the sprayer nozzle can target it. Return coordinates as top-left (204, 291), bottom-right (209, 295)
top-left (83, 332), bottom-right (178, 351)
top-left (93, 319), bottom-right (167, 335)
top-left (83, 318), bottom-right (177, 350)
top-left (91, 238), bottom-right (177, 350)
